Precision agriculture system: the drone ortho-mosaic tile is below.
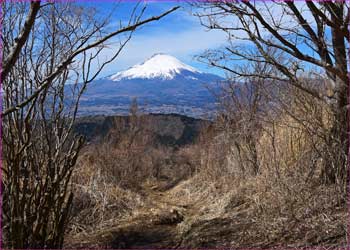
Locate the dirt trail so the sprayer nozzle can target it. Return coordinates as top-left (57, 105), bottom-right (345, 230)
top-left (65, 180), bottom-right (255, 248)
top-left (111, 182), bottom-right (200, 248)
top-left (66, 182), bottom-right (196, 248)
top-left (110, 186), bottom-right (188, 248)
top-left (106, 185), bottom-right (253, 248)
top-left (65, 180), bottom-right (346, 248)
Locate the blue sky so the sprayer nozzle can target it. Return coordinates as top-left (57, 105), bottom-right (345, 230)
top-left (79, 1), bottom-right (336, 80)
top-left (82, 1), bottom-right (229, 77)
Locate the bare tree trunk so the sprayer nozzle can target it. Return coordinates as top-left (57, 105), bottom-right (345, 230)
top-left (322, 2), bottom-right (348, 183)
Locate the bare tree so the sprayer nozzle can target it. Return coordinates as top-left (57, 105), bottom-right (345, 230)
top-left (192, 0), bottom-right (349, 184)
top-left (1, 1), bottom-right (178, 248)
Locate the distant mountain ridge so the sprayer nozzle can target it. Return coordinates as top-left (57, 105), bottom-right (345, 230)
top-left (78, 54), bottom-right (224, 118)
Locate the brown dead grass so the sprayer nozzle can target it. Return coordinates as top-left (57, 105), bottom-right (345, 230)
top-left (66, 94), bottom-right (347, 248)
top-left (168, 95), bottom-right (347, 247)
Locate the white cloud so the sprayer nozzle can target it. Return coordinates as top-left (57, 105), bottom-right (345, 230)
top-left (90, 1), bottom-right (318, 78)
top-left (94, 25), bottom-right (228, 77)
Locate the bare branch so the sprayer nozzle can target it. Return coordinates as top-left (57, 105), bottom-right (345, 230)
top-left (2, 1), bottom-right (41, 80)
top-left (2, 6), bottom-right (180, 117)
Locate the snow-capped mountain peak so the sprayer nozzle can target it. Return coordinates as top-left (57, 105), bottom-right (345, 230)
top-left (109, 53), bottom-right (200, 81)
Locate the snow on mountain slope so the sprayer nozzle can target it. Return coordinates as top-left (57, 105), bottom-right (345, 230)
top-left (77, 54), bottom-right (224, 117)
top-left (109, 53), bottom-right (200, 81)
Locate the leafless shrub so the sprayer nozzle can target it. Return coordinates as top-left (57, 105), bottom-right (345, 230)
top-left (68, 109), bottom-right (202, 237)
top-left (169, 54), bottom-right (346, 245)
top-left (1, 2), bottom-right (178, 248)
top-left (192, 0), bottom-right (349, 185)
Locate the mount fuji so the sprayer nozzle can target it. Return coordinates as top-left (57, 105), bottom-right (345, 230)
top-left (78, 54), bottom-right (224, 117)
top-left (110, 53), bottom-right (200, 81)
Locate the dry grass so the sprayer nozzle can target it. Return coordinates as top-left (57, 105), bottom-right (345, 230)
top-left (166, 92), bottom-right (347, 247)
top-left (66, 116), bottom-right (198, 243)
top-left (68, 153), bottom-right (145, 235)
top-left (66, 93), bottom-right (347, 247)
top-left (168, 164), bottom-right (346, 247)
